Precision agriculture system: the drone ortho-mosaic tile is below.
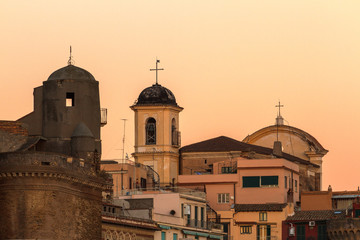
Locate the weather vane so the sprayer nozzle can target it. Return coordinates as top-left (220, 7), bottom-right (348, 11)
top-left (67, 46), bottom-right (74, 65)
top-left (150, 58), bottom-right (164, 85)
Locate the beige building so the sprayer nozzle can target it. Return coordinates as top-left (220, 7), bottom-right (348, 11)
top-left (118, 188), bottom-right (224, 240)
top-left (243, 114), bottom-right (328, 190)
top-left (131, 83), bottom-right (183, 186)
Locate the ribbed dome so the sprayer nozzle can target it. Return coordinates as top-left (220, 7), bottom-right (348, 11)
top-left (136, 84), bottom-right (178, 106)
top-left (47, 65), bottom-right (95, 81)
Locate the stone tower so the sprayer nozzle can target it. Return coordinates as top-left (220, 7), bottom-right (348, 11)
top-left (131, 83), bottom-right (183, 186)
top-left (0, 62), bottom-right (109, 239)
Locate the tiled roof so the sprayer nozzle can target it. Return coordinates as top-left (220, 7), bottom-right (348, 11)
top-left (286, 210), bottom-right (346, 221)
top-left (180, 136), bottom-right (319, 168)
top-left (234, 203), bottom-right (287, 212)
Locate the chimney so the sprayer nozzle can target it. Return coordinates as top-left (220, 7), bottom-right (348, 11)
top-left (273, 141), bottom-right (283, 156)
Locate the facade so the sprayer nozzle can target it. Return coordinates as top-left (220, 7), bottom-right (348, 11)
top-left (131, 83), bottom-right (183, 186)
top-left (232, 203), bottom-right (293, 240)
top-left (102, 202), bottom-right (159, 240)
top-left (0, 62), bottom-right (109, 239)
top-left (118, 188), bottom-right (224, 240)
top-left (178, 157), bottom-right (299, 239)
top-left (180, 136), bottom-right (320, 193)
top-left (243, 115), bottom-right (328, 191)
top-left (101, 160), bottom-right (156, 197)
top-left (179, 157), bottom-right (300, 211)
top-left (283, 210), bottom-right (346, 240)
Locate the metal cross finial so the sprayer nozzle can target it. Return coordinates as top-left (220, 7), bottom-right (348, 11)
top-left (150, 59), bottom-right (164, 85)
top-left (275, 100), bottom-right (284, 117)
top-left (67, 46), bottom-right (74, 65)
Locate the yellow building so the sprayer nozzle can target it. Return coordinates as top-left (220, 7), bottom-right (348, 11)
top-left (218, 203), bottom-right (294, 240)
top-left (131, 81), bottom-right (183, 186)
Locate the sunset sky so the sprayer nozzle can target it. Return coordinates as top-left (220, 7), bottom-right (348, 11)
top-left (1, 1), bottom-right (360, 191)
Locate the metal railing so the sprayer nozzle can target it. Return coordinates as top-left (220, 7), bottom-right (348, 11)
top-left (185, 219), bottom-right (223, 231)
top-left (122, 186), bottom-right (206, 199)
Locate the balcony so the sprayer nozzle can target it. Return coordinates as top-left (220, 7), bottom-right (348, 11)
top-left (186, 219), bottom-right (223, 231)
top-left (101, 108), bottom-right (107, 126)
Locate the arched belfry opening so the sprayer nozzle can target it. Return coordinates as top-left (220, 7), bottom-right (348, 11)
top-left (146, 118), bottom-right (156, 145)
top-left (171, 118), bottom-right (177, 145)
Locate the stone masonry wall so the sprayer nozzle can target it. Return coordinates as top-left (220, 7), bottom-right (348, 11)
top-left (0, 152), bottom-right (108, 240)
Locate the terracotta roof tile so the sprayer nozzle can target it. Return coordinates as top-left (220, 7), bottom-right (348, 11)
top-left (180, 136), bottom-right (319, 168)
top-left (286, 210), bottom-right (346, 221)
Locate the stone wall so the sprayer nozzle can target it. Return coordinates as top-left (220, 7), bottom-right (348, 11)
top-left (0, 121), bottom-right (28, 152)
top-left (0, 152), bottom-right (109, 240)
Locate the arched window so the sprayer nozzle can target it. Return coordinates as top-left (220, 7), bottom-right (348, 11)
top-left (146, 118), bottom-right (156, 145)
top-left (171, 118), bottom-right (177, 145)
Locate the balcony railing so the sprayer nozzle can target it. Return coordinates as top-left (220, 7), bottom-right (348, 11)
top-left (185, 219), bottom-right (223, 231)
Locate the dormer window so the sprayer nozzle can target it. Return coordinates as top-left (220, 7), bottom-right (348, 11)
top-left (146, 118), bottom-right (156, 145)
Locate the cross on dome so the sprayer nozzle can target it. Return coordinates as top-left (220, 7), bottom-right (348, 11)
top-left (150, 59), bottom-right (164, 85)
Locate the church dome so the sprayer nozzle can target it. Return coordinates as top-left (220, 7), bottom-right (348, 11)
top-left (47, 65), bottom-right (95, 81)
top-left (135, 84), bottom-right (178, 106)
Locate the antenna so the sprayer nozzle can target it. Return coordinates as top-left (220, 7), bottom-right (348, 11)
top-left (150, 58), bottom-right (164, 85)
top-left (67, 46), bottom-right (74, 65)
top-left (121, 119), bottom-right (127, 163)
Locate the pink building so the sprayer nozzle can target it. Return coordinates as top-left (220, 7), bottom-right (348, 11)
top-left (178, 157), bottom-right (300, 212)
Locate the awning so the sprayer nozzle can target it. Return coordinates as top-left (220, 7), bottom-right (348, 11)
top-left (209, 234), bottom-right (223, 240)
top-left (182, 230), bottom-right (209, 237)
top-left (159, 225), bottom-right (171, 230)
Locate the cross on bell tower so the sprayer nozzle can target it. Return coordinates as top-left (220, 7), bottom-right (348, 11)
top-left (150, 59), bottom-right (164, 85)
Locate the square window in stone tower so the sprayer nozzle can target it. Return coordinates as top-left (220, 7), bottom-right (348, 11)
top-left (66, 92), bottom-right (75, 107)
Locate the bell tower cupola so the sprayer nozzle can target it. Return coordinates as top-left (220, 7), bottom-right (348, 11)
top-left (130, 60), bottom-right (183, 186)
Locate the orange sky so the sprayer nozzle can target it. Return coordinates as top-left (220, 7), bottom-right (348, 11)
top-left (1, 1), bottom-right (360, 191)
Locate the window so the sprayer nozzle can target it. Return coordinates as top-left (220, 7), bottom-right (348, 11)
top-left (171, 118), bottom-right (177, 145)
top-left (243, 176), bottom-right (260, 188)
top-left (260, 176), bottom-right (278, 187)
top-left (173, 233), bottom-right (178, 240)
top-left (295, 180), bottom-right (298, 192)
top-left (355, 209), bottom-right (360, 218)
top-left (181, 203), bottom-right (184, 218)
top-left (221, 167), bottom-right (232, 174)
top-left (140, 178), bottom-right (147, 189)
top-left (201, 207), bottom-right (205, 227)
top-left (129, 177), bottom-right (132, 189)
top-left (257, 225), bottom-right (271, 240)
top-left (285, 176), bottom-right (287, 188)
top-left (66, 92), bottom-right (75, 107)
top-left (243, 176), bottom-right (279, 188)
top-left (296, 225), bottom-right (305, 240)
top-left (195, 206), bottom-right (198, 225)
top-left (146, 118), bottom-right (156, 145)
top-left (218, 193), bottom-right (230, 203)
top-left (259, 212), bottom-right (267, 221)
top-left (318, 225), bottom-right (327, 240)
top-left (240, 226), bottom-right (252, 234)
top-left (161, 232), bottom-right (166, 240)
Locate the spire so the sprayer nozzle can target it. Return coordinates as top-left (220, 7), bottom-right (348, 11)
top-left (67, 46), bottom-right (74, 66)
top-left (150, 58), bottom-right (164, 85)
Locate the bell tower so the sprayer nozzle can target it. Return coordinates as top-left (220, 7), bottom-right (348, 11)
top-left (131, 61), bottom-right (183, 186)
